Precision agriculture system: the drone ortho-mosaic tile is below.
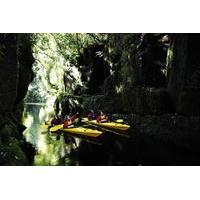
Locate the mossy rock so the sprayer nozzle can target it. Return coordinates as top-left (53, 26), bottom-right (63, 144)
top-left (0, 124), bottom-right (12, 144)
top-left (2, 115), bottom-right (24, 140)
top-left (19, 138), bottom-right (35, 165)
top-left (0, 138), bottom-right (28, 166)
top-left (177, 89), bottom-right (200, 116)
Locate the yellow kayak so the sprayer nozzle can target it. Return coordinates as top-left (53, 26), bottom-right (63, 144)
top-left (49, 124), bottom-right (102, 137)
top-left (82, 118), bottom-right (130, 131)
top-left (50, 124), bottom-right (63, 132)
top-left (60, 127), bottom-right (103, 137)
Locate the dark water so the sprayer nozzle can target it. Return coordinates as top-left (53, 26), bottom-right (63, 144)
top-left (23, 104), bottom-right (200, 166)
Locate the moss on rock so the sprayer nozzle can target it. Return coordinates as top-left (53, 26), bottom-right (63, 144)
top-left (0, 34), bottom-right (35, 165)
top-left (0, 138), bottom-right (28, 166)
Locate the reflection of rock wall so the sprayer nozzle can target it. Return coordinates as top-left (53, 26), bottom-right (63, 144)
top-left (0, 34), bottom-right (35, 165)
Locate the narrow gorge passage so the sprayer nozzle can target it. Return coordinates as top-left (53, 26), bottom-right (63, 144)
top-left (1, 33), bottom-right (200, 166)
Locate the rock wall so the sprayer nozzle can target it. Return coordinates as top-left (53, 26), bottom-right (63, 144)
top-left (61, 34), bottom-right (173, 115)
top-left (110, 33), bottom-right (200, 158)
top-left (77, 44), bottom-right (110, 95)
top-left (101, 33), bottom-right (200, 116)
top-left (101, 33), bottom-right (171, 114)
top-left (59, 33), bottom-right (200, 117)
top-left (167, 34), bottom-right (200, 116)
top-left (0, 34), bottom-right (35, 165)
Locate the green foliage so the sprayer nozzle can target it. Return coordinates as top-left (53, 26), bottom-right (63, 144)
top-left (49, 33), bottom-right (107, 65)
top-left (27, 33), bottom-right (107, 103)
top-left (106, 33), bottom-right (136, 88)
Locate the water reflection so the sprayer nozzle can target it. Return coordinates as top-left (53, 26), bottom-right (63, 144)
top-left (22, 104), bottom-right (135, 166)
top-left (22, 104), bottom-right (79, 166)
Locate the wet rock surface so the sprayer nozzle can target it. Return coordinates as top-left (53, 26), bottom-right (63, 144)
top-left (0, 34), bottom-right (35, 165)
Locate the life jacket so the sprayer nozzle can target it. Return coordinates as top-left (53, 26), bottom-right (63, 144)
top-left (88, 112), bottom-right (96, 120)
top-left (96, 115), bottom-right (108, 123)
top-left (63, 113), bottom-right (78, 128)
top-left (51, 117), bottom-right (62, 125)
top-left (63, 119), bottom-right (73, 128)
top-left (70, 114), bottom-right (77, 122)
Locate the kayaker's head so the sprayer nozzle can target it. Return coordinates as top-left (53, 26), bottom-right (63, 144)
top-left (65, 113), bottom-right (71, 118)
top-left (64, 115), bottom-right (70, 120)
top-left (100, 111), bottom-right (104, 115)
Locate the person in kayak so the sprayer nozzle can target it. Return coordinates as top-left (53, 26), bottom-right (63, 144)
top-left (88, 110), bottom-right (97, 120)
top-left (96, 111), bottom-right (108, 123)
top-left (51, 115), bottom-right (62, 126)
top-left (63, 112), bottom-right (79, 128)
top-left (63, 115), bottom-right (73, 128)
